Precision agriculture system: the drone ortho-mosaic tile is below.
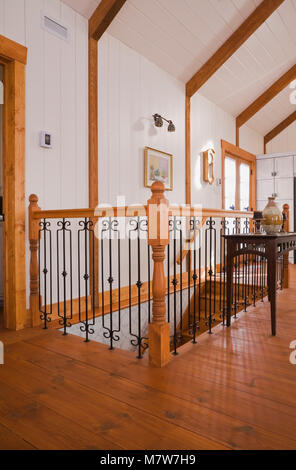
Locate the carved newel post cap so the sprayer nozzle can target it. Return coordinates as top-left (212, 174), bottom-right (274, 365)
top-left (151, 180), bottom-right (165, 194)
top-left (29, 194), bottom-right (38, 204)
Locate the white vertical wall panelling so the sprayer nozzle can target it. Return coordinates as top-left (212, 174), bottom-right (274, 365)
top-left (0, 0), bottom-right (89, 305)
top-left (108, 35), bottom-right (120, 205)
top-left (0, 1), bottom-right (4, 35)
top-left (3, 0), bottom-right (26, 45)
top-left (25, 0), bottom-right (45, 207)
top-left (190, 93), bottom-right (235, 209)
top-left (266, 121), bottom-right (296, 154)
top-left (98, 34), bottom-right (110, 204)
top-left (98, 33), bottom-right (186, 206)
top-left (240, 125), bottom-right (264, 155)
top-left (190, 93), bottom-right (263, 209)
top-left (44, 0), bottom-right (62, 210)
top-left (0, 0), bottom-right (89, 211)
top-left (75, 13), bottom-right (88, 208)
top-left (60, 2), bottom-right (76, 208)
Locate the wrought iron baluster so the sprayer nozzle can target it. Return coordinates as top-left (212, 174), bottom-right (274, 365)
top-left (179, 224), bottom-right (183, 335)
top-left (101, 218), bottom-right (120, 350)
top-left (148, 244), bottom-right (151, 323)
top-left (191, 217), bottom-right (199, 343)
top-left (167, 242), bottom-right (170, 323)
top-left (221, 219), bottom-right (229, 325)
top-left (187, 235), bottom-right (191, 334)
top-left (78, 218), bottom-right (95, 342)
top-left (206, 218), bottom-right (216, 333)
top-left (57, 219), bottom-right (73, 335)
top-left (128, 218), bottom-right (148, 358)
top-left (39, 219), bottom-right (52, 329)
top-left (171, 217), bottom-right (178, 354)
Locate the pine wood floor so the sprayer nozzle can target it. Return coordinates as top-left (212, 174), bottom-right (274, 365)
top-left (1, 268), bottom-right (296, 450)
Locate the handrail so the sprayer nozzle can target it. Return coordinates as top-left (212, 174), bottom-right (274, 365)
top-left (169, 207), bottom-right (253, 218)
top-left (32, 205), bottom-right (148, 220)
top-left (32, 203), bottom-right (253, 221)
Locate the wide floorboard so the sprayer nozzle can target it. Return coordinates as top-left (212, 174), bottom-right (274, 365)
top-left (1, 268), bottom-right (296, 450)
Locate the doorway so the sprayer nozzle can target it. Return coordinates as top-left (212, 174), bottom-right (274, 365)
top-left (221, 139), bottom-right (256, 212)
top-left (0, 64), bottom-right (3, 327)
top-left (0, 35), bottom-right (27, 330)
top-left (224, 155), bottom-right (251, 211)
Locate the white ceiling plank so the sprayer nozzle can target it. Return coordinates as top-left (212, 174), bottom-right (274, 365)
top-left (108, 17), bottom-right (187, 81)
top-left (128, 0), bottom-right (203, 59)
top-left (114, 2), bottom-right (194, 72)
top-left (231, 0), bottom-right (258, 18)
top-left (277, 0), bottom-right (296, 39)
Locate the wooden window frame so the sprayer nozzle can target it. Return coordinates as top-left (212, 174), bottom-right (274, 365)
top-left (221, 140), bottom-right (256, 212)
top-left (0, 35), bottom-right (27, 330)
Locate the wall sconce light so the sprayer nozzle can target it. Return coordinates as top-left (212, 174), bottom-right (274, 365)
top-left (153, 114), bottom-right (176, 132)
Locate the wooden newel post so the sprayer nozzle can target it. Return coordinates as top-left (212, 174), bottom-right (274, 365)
top-left (148, 181), bottom-right (170, 367)
top-left (282, 203), bottom-right (290, 289)
top-left (29, 194), bottom-right (41, 327)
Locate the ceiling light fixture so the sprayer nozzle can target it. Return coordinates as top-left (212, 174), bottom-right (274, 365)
top-left (153, 114), bottom-right (175, 132)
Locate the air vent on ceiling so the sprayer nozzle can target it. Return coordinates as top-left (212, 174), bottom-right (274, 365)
top-left (42, 15), bottom-right (68, 41)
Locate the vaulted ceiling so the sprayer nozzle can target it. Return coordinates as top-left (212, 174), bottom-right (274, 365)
top-left (62, 0), bottom-right (296, 137)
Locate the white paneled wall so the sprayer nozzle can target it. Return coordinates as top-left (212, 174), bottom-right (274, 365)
top-left (98, 33), bottom-right (186, 206)
top-left (190, 93), bottom-right (263, 209)
top-left (0, 0), bottom-right (88, 306)
top-left (240, 124), bottom-right (264, 155)
top-left (0, 0), bottom-right (89, 210)
top-left (266, 121), bottom-right (296, 154)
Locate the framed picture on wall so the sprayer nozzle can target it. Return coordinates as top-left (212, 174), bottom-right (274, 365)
top-left (144, 147), bottom-right (173, 191)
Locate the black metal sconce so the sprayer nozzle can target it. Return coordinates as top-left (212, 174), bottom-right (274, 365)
top-left (153, 114), bottom-right (175, 132)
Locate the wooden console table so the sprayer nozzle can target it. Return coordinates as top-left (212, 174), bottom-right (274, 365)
top-left (224, 233), bottom-right (296, 336)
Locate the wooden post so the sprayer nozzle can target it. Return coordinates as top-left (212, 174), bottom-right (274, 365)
top-left (282, 203), bottom-right (290, 289)
top-left (29, 194), bottom-right (41, 327)
top-left (148, 182), bottom-right (170, 367)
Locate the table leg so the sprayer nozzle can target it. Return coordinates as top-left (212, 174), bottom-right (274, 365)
top-left (267, 242), bottom-right (277, 336)
top-left (226, 240), bottom-right (234, 327)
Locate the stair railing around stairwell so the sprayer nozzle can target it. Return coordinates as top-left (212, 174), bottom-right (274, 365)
top-left (29, 194), bottom-right (152, 359)
top-left (28, 190), bottom-right (290, 367)
top-left (167, 202), bottom-right (291, 357)
top-left (165, 203), bottom-right (255, 355)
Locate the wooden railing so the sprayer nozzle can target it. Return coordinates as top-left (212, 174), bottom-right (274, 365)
top-left (28, 188), bottom-right (290, 368)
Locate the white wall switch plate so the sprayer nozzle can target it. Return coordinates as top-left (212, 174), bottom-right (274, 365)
top-left (40, 131), bottom-right (52, 148)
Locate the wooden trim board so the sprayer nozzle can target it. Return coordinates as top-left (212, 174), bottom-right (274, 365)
top-left (0, 38), bottom-right (27, 330)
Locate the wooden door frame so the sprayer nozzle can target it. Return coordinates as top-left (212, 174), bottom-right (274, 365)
top-left (0, 35), bottom-right (27, 330)
top-left (221, 139), bottom-right (256, 212)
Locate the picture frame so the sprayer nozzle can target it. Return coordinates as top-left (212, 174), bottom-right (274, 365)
top-left (144, 146), bottom-right (173, 191)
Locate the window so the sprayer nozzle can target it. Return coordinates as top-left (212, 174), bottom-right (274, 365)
top-left (224, 157), bottom-right (236, 211)
top-left (240, 162), bottom-right (250, 211)
top-left (221, 140), bottom-right (256, 212)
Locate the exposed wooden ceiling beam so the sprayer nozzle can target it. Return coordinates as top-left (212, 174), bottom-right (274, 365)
top-left (237, 64), bottom-right (296, 128)
top-left (264, 110), bottom-right (296, 148)
top-left (186, 0), bottom-right (285, 98)
top-left (89, 0), bottom-right (127, 41)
